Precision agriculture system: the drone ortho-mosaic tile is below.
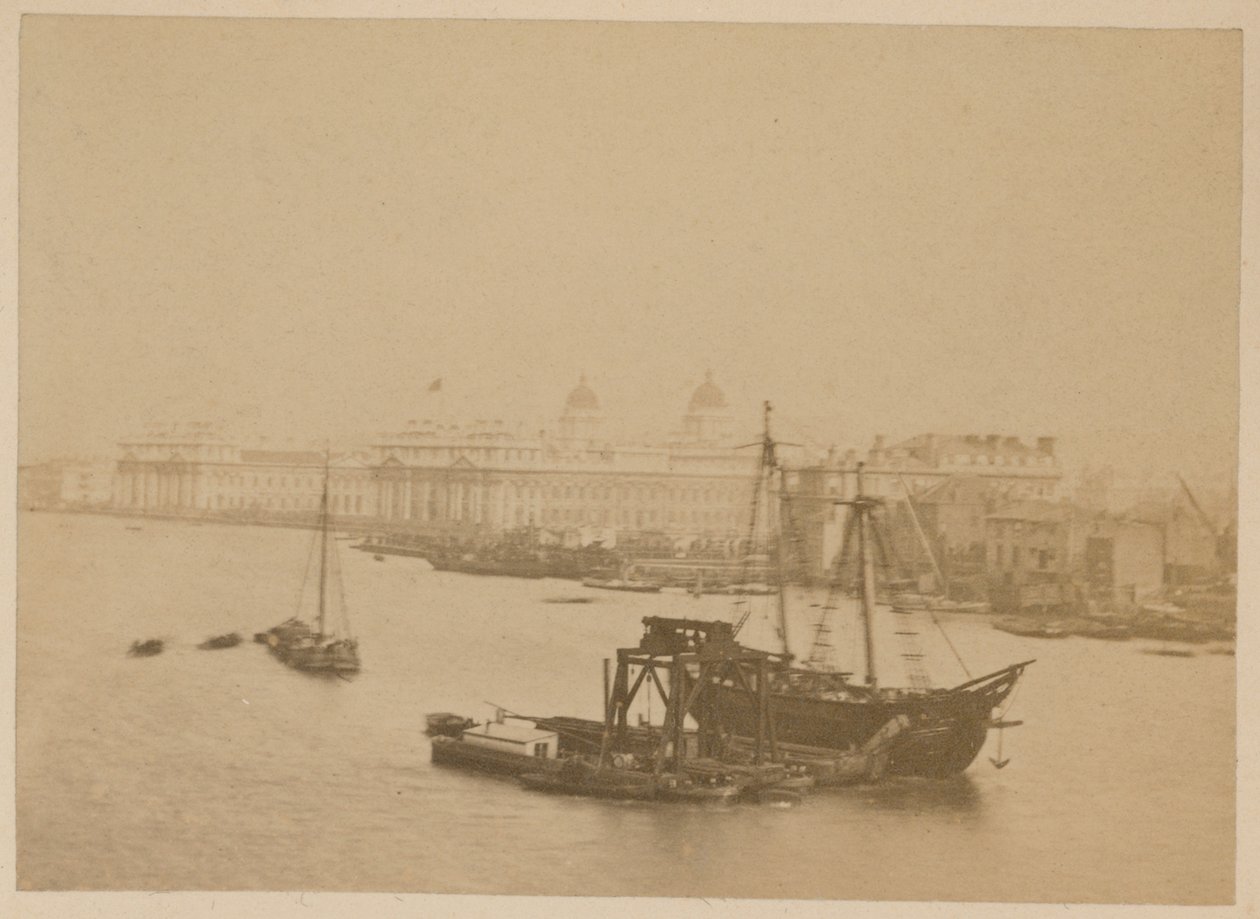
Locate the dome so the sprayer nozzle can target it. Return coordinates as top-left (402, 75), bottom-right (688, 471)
top-left (688, 371), bottom-right (728, 411)
top-left (564, 375), bottom-right (600, 412)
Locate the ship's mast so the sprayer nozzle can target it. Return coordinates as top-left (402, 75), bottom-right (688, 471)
top-left (773, 461), bottom-right (792, 657)
top-left (855, 463), bottom-right (878, 689)
top-left (759, 403), bottom-right (792, 656)
top-left (317, 451), bottom-right (330, 638)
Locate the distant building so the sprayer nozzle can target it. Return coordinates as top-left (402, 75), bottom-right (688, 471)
top-left (785, 434), bottom-right (1062, 578)
top-left (866, 433), bottom-right (1061, 501)
top-left (983, 500), bottom-right (1092, 611)
top-left (368, 373), bottom-right (762, 542)
top-left (59, 461), bottom-right (114, 507)
top-left (1121, 500), bottom-right (1221, 584)
top-left (910, 475), bottom-right (994, 564)
top-left (107, 374), bottom-right (776, 546)
top-left (1082, 517), bottom-right (1165, 600)
top-left (18, 463), bottom-right (64, 510)
top-left (111, 423), bottom-right (378, 520)
top-left (985, 500), bottom-right (1084, 582)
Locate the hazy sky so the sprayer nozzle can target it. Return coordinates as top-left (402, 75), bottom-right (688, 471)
top-left (19, 18), bottom-right (1240, 481)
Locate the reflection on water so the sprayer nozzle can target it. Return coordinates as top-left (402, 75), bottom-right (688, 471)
top-left (854, 775), bottom-right (983, 816)
top-left (16, 512), bottom-right (1234, 903)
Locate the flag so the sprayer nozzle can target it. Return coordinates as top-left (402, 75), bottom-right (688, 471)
top-left (428, 378), bottom-right (442, 392)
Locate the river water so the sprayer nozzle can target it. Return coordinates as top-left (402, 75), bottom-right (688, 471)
top-left (16, 512), bottom-right (1235, 902)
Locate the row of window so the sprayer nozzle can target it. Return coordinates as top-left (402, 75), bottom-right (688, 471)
top-left (546, 484), bottom-right (739, 504)
top-left (948, 454), bottom-right (1055, 467)
top-left (210, 494), bottom-right (368, 513)
top-left (540, 507), bottom-right (739, 527)
top-left (388, 447), bottom-right (542, 464)
top-left (382, 481), bottom-right (744, 506)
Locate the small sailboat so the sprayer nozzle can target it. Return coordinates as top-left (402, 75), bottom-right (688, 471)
top-left (264, 455), bottom-right (361, 675)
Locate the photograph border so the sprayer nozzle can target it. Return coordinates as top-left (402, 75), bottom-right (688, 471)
top-left (1, 2), bottom-right (1254, 917)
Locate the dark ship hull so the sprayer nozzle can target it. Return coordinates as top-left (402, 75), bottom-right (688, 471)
top-left (355, 542), bottom-right (431, 559)
top-left (427, 555), bottom-right (549, 579)
top-left (709, 661), bottom-right (1030, 778)
top-left (266, 631), bottom-right (361, 673)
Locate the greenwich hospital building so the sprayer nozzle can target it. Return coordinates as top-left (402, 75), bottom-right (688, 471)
top-left (109, 374), bottom-right (1062, 552)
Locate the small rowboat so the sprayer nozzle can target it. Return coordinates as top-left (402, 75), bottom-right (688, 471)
top-left (197, 632), bottom-right (242, 650)
top-left (127, 639), bottom-right (164, 657)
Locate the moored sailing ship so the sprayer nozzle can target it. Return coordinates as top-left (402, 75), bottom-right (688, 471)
top-left (264, 455), bottom-right (361, 675)
top-left (707, 404), bottom-right (1030, 777)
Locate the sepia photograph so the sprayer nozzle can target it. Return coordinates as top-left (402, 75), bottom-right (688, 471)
top-left (7, 3), bottom-right (1251, 915)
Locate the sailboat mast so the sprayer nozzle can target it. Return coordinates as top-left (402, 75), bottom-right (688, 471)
top-left (856, 463), bottom-right (878, 688)
top-left (317, 451), bottom-right (330, 637)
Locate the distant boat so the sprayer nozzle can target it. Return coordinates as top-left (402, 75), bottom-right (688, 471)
top-left (125, 525), bottom-right (143, 532)
top-left (429, 552), bottom-right (549, 579)
top-left (993, 617), bottom-right (1070, 639)
top-left (429, 715), bottom-right (565, 776)
top-left (353, 536), bottom-right (432, 559)
top-left (425, 712), bottom-right (477, 737)
top-left (581, 577), bottom-right (662, 593)
top-left (263, 455), bottom-right (360, 675)
top-left (718, 582), bottom-right (775, 596)
top-left (518, 762), bottom-right (662, 801)
top-left (1142, 647), bottom-right (1196, 658)
top-left (197, 632), bottom-right (242, 650)
top-left (127, 639), bottom-right (163, 657)
top-left (893, 594), bottom-right (991, 615)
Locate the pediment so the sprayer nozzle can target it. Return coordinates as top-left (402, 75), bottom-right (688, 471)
top-left (379, 455), bottom-right (406, 467)
top-left (450, 455), bottom-right (477, 469)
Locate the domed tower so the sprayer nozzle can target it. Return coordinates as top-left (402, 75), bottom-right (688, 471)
top-left (682, 370), bottom-right (734, 444)
top-left (559, 374), bottom-right (603, 442)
